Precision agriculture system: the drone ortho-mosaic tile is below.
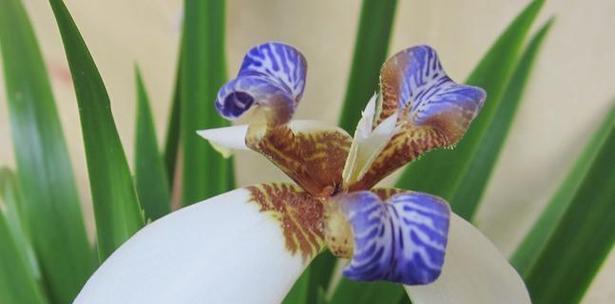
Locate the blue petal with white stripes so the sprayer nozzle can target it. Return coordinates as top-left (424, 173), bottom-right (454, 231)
top-left (215, 42), bottom-right (307, 124)
top-left (380, 45), bottom-right (485, 138)
top-left (338, 190), bottom-right (450, 285)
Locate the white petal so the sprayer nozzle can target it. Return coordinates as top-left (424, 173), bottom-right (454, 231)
top-left (342, 111), bottom-right (398, 185)
top-left (197, 125), bottom-right (249, 157)
top-left (355, 93), bottom-right (378, 138)
top-left (197, 120), bottom-right (348, 158)
top-left (74, 189), bottom-right (308, 304)
top-left (405, 214), bottom-right (530, 304)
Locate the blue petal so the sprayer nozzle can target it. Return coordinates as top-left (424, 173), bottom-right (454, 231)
top-left (215, 76), bottom-right (291, 119)
top-left (380, 45), bottom-right (485, 128)
top-left (215, 42), bottom-right (307, 124)
top-left (338, 190), bottom-right (451, 285)
top-left (238, 42), bottom-right (307, 101)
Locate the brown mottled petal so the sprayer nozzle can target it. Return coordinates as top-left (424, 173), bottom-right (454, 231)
top-left (247, 183), bottom-right (326, 261)
top-left (348, 120), bottom-right (449, 191)
top-left (348, 46), bottom-right (485, 191)
top-left (246, 121), bottom-right (352, 197)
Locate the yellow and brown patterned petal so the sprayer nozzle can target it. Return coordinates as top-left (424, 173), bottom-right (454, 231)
top-left (246, 183), bottom-right (326, 261)
top-left (347, 45), bottom-right (486, 191)
top-left (246, 122), bottom-right (352, 198)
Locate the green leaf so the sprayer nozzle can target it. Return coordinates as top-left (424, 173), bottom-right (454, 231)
top-left (134, 68), bottom-right (171, 221)
top-left (283, 268), bottom-right (310, 304)
top-left (0, 168), bottom-right (40, 280)
top-left (338, 0), bottom-right (398, 133)
top-left (330, 280), bottom-right (402, 304)
top-left (516, 104), bottom-right (615, 304)
top-left (450, 18), bottom-right (554, 218)
top-left (48, 0), bottom-right (144, 259)
top-left (315, 287), bottom-right (329, 304)
top-left (0, 206), bottom-right (48, 304)
top-left (0, 0), bottom-right (94, 302)
top-left (296, 251), bottom-right (336, 302)
top-left (512, 103), bottom-right (612, 274)
top-left (396, 0), bottom-right (545, 219)
top-left (284, 253), bottom-right (337, 304)
top-left (164, 35), bottom-right (183, 184)
top-left (181, 0), bottom-right (234, 205)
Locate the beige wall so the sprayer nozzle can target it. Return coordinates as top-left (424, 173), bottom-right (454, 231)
top-left (0, 0), bottom-right (613, 302)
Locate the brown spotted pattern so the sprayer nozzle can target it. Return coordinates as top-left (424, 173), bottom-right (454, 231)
top-left (247, 183), bottom-right (326, 261)
top-left (247, 125), bottom-right (352, 198)
top-left (376, 54), bottom-right (406, 125)
top-left (348, 121), bottom-right (449, 191)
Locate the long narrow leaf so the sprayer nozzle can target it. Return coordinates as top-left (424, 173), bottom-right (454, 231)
top-left (181, 0), bottom-right (234, 205)
top-left (450, 18), bottom-right (554, 218)
top-left (0, 168), bottom-right (40, 280)
top-left (0, 0), bottom-right (94, 302)
top-left (337, 0), bottom-right (398, 133)
top-left (164, 35), bottom-right (183, 184)
top-left (283, 268), bottom-right (310, 304)
top-left (48, 0), bottom-right (144, 259)
top-left (519, 104), bottom-right (615, 303)
top-left (396, 0), bottom-right (545, 220)
top-left (331, 280), bottom-right (401, 304)
top-left (512, 105), bottom-right (613, 275)
top-left (0, 208), bottom-right (47, 304)
top-left (135, 68), bottom-right (171, 221)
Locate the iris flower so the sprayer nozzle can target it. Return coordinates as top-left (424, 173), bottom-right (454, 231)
top-left (74, 42), bottom-right (530, 304)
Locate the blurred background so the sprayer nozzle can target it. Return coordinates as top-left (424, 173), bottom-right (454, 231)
top-left (0, 0), bottom-right (613, 302)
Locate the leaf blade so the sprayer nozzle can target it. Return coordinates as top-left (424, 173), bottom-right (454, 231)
top-left (164, 35), bottom-right (184, 184)
top-left (331, 280), bottom-right (403, 304)
top-left (181, 0), bottom-right (234, 205)
top-left (518, 104), bottom-right (615, 303)
top-left (48, 0), bottom-right (144, 259)
top-left (338, 0), bottom-right (398, 133)
top-left (451, 18), bottom-right (555, 218)
top-left (134, 68), bottom-right (171, 221)
top-left (0, 168), bottom-right (41, 280)
top-left (283, 268), bottom-right (310, 304)
top-left (0, 0), bottom-right (94, 301)
top-left (0, 208), bottom-right (48, 304)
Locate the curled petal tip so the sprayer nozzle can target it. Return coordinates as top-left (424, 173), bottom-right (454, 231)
top-left (197, 125), bottom-right (249, 157)
top-left (239, 42), bottom-right (307, 101)
top-left (215, 42), bottom-right (307, 126)
top-left (347, 45), bottom-right (487, 190)
top-left (381, 44), bottom-right (485, 133)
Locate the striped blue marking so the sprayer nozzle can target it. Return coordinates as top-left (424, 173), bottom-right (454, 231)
top-left (338, 190), bottom-right (451, 285)
top-left (385, 45), bottom-right (485, 126)
top-left (215, 42), bottom-right (307, 120)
